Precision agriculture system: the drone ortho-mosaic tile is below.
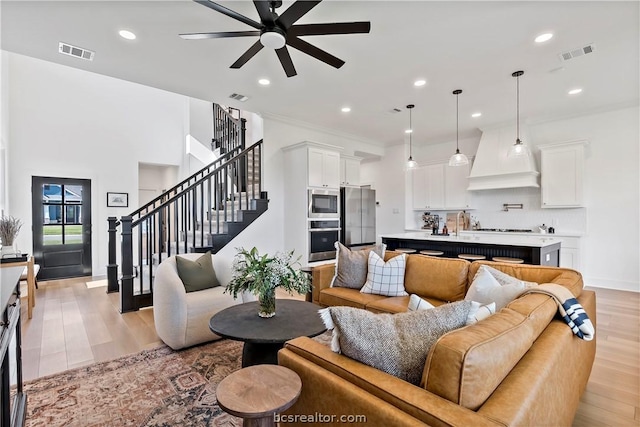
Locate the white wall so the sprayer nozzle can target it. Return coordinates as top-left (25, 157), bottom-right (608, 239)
top-left (6, 52), bottom-right (191, 276)
top-left (0, 51), bottom-right (9, 215)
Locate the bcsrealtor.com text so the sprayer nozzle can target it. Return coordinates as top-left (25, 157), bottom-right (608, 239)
top-left (275, 413), bottom-right (367, 423)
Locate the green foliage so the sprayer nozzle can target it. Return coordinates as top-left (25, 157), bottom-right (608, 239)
top-left (225, 247), bottom-right (311, 300)
top-left (0, 215), bottom-right (22, 246)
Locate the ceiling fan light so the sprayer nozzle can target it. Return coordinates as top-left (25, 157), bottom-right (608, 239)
top-left (260, 31), bottom-right (286, 49)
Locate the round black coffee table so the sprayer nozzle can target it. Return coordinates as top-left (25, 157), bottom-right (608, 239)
top-left (209, 299), bottom-right (326, 367)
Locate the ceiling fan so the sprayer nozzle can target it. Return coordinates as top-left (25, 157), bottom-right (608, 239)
top-left (180, 0), bottom-right (371, 77)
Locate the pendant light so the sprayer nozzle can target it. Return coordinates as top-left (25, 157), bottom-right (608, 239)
top-left (448, 89), bottom-right (469, 167)
top-left (508, 70), bottom-right (531, 157)
top-left (406, 104), bottom-right (417, 168)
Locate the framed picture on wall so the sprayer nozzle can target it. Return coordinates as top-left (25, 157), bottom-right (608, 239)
top-left (107, 192), bottom-right (128, 207)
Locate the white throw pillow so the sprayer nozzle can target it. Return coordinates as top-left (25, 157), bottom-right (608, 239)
top-left (360, 252), bottom-right (408, 297)
top-left (407, 294), bottom-right (435, 311)
top-left (483, 265), bottom-right (538, 289)
top-left (465, 266), bottom-right (525, 310)
top-left (466, 301), bottom-right (496, 325)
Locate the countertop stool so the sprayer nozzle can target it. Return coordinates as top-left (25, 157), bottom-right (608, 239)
top-left (492, 256), bottom-right (524, 264)
top-left (216, 364), bottom-right (302, 427)
top-left (395, 248), bottom-right (417, 254)
top-left (420, 250), bottom-right (444, 256)
top-left (458, 254), bottom-right (486, 261)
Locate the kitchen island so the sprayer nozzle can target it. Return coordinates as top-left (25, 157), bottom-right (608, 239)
top-left (381, 232), bottom-right (561, 266)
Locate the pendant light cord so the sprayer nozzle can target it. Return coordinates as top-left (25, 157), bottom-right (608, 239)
top-left (409, 107), bottom-right (413, 157)
top-left (516, 73), bottom-right (520, 141)
top-left (456, 93), bottom-right (459, 151)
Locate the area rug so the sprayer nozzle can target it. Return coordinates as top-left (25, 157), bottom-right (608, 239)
top-left (24, 339), bottom-right (244, 427)
top-left (85, 279), bottom-right (109, 289)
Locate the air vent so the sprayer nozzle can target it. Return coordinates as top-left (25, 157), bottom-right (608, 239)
top-left (58, 42), bottom-right (94, 61)
top-left (389, 108), bottom-right (402, 114)
top-left (559, 43), bottom-right (596, 62)
top-left (228, 93), bottom-right (249, 102)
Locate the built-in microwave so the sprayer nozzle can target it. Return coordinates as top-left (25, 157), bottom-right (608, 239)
top-left (308, 189), bottom-right (340, 219)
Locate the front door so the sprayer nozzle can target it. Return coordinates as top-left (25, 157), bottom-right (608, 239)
top-left (32, 176), bottom-right (92, 280)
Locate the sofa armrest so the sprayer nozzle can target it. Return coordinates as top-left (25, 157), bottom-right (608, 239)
top-left (311, 263), bottom-right (335, 304)
top-left (280, 337), bottom-right (501, 427)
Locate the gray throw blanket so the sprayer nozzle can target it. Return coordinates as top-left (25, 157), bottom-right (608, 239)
top-left (523, 284), bottom-right (594, 341)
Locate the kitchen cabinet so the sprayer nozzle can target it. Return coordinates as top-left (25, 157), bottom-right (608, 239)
top-left (412, 162), bottom-right (472, 210)
top-left (444, 162), bottom-right (472, 209)
top-left (340, 157), bottom-right (361, 187)
top-left (557, 236), bottom-right (582, 270)
top-left (539, 140), bottom-right (587, 208)
top-left (308, 148), bottom-right (340, 189)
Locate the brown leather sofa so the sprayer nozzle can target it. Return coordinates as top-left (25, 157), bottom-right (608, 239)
top-left (278, 252), bottom-right (596, 426)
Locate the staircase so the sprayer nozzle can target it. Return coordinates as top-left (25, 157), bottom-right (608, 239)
top-left (107, 104), bottom-right (268, 312)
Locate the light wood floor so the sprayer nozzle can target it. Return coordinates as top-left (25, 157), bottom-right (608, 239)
top-left (20, 278), bottom-right (639, 426)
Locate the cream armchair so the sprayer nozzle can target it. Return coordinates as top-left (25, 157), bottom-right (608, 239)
top-left (153, 253), bottom-right (244, 350)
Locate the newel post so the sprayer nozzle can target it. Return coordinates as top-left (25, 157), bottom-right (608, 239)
top-left (106, 217), bottom-right (119, 293)
top-left (120, 216), bottom-right (136, 312)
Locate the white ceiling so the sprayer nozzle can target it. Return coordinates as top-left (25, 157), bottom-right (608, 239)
top-left (2, 1), bottom-right (639, 147)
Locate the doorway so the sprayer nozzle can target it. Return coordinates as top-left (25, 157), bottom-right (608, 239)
top-left (32, 176), bottom-right (92, 280)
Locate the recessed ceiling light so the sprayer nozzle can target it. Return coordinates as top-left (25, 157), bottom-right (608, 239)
top-left (341, 106), bottom-right (351, 113)
top-left (471, 112), bottom-right (482, 118)
top-left (258, 78), bottom-right (270, 86)
top-left (535, 33), bottom-right (553, 43)
top-left (405, 129), bottom-right (413, 134)
top-left (414, 79), bottom-right (426, 87)
top-left (568, 88), bottom-right (583, 95)
top-left (119, 30), bottom-right (136, 40)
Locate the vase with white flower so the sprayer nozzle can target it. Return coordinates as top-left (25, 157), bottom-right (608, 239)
top-left (0, 215), bottom-right (22, 257)
top-left (225, 247), bottom-right (311, 318)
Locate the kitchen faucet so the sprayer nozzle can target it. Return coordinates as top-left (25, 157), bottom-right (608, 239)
top-left (456, 210), bottom-right (466, 237)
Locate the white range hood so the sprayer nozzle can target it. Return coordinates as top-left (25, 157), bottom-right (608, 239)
top-left (468, 125), bottom-right (539, 191)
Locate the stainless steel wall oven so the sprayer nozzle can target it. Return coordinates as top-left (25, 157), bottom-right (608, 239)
top-left (308, 220), bottom-right (340, 262)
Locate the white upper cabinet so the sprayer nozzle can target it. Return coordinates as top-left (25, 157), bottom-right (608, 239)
top-left (539, 140), bottom-right (587, 208)
top-left (340, 157), bottom-right (361, 187)
top-left (445, 162), bottom-right (472, 209)
top-left (412, 162), bottom-right (472, 210)
top-left (308, 147), bottom-right (340, 189)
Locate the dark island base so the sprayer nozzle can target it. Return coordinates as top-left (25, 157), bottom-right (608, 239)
top-left (382, 238), bottom-right (561, 266)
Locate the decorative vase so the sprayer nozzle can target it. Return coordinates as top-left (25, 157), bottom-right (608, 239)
top-left (258, 289), bottom-right (276, 318)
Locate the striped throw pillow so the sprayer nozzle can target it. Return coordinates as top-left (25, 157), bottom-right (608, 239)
top-left (360, 252), bottom-right (408, 297)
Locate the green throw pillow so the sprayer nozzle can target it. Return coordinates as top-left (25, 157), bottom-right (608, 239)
top-left (175, 251), bottom-right (219, 293)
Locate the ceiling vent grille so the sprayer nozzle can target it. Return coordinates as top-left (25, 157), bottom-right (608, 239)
top-left (559, 43), bottom-right (596, 62)
top-left (228, 93), bottom-right (249, 102)
top-left (58, 42), bottom-right (95, 61)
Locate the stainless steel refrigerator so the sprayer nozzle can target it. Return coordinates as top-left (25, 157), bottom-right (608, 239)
top-left (340, 187), bottom-right (376, 248)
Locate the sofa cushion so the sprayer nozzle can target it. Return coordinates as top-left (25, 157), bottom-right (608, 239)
top-left (360, 252), bottom-right (408, 297)
top-left (320, 301), bottom-right (471, 385)
top-left (465, 265), bottom-right (526, 310)
top-left (422, 292), bottom-right (558, 410)
top-left (175, 251), bottom-right (219, 293)
top-left (319, 287), bottom-right (387, 309)
top-left (331, 242), bottom-right (386, 289)
top-left (403, 255), bottom-right (469, 302)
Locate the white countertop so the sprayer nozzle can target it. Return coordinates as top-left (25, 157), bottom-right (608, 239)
top-left (382, 232), bottom-right (561, 248)
top-left (405, 229), bottom-right (584, 238)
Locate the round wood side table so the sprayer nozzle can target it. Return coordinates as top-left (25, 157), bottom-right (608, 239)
top-left (216, 364), bottom-right (302, 427)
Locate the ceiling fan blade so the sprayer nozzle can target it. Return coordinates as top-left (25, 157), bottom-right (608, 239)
top-left (253, 0), bottom-right (274, 25)
top-left (180, 31), bottom-right (260, 40)
top-left (194, 0), bottom-right (263, 30)
top-left (276, 0), bottom-right (322, 29)
top-left (287, 37), bottom-right (344, 69)
top-left (230, 40), bottom-right (264, 68)
top-left (275, 46), bottom-right (297, 77)
top-left (289, 22), bottom-right (371, 37)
